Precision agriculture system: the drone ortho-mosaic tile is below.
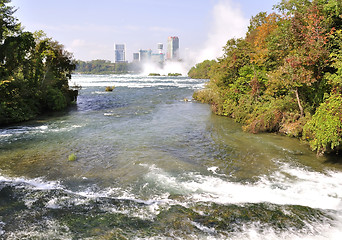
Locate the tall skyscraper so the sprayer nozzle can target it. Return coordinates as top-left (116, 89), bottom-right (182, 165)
top-left (167, 36), bottom-right (179, 60)
top-left (157, 43), bottom-right (163, 54)
top-left (114, 44), bottom-right (126, 63)
top-left (133, 53), bottom-right (140, 62)
top-left (139, 49), bottom-right (152, 62)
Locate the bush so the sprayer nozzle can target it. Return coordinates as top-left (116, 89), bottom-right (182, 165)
top-left (241, 95), bottom-right (299, 134)
top-left (193, 83), bottom-right (225, 114)
top-left (105, 86), bottom-right (115, 92)
top-left (0, 79), bottom-right (39, 124)
top-left (303, 93), bottom-right (342, 155)
top-left (46, 88), bottom-right (67, 111)
top-left (193, 89), bottom-right (217, 104)
top-left (188, 60), bottom-right (217, 79)
top-left (168, 73), bottom-right (182, 76)
top-left (148, 73), bottom-right (161, 76)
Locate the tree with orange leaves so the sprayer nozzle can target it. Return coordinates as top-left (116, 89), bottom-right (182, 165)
top-left (268, 3), bottom-right (331, 117)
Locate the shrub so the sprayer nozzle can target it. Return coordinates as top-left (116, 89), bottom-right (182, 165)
top-left (148, 73), bottom-right (161, 76)
top-left (193, 84), bottom-right (225, 114)
top-left (105, 86), bottom-right (115, 92)
top-left (193, 89), bottom-right (217, 104)
top-left (243, 95), bottom-right (299, 134)
top-left (193, 82), bottom-right (222, 104)
top-left (303, 93), bottom-right (342, 155)
top-left (46, 88), bottom-right (67, 111)
top-left (0, 79), bottom-right (39, 124)
top-left (168, 73), bottom-right (182, 76)
top-left (188, 60), bottom-right (216, 79)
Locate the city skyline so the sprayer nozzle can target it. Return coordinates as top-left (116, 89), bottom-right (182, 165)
top-left (10, 0), bottom-right (278, 62)
top-left (130, 36), bottom-right (180, 64)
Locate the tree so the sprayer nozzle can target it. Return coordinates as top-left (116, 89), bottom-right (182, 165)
top-left (275, 0), bottom-right (311, 15)
top-left (210, 38), bottom-right (252, 88)
top-left (75, 60), bottom-right (116, 74)
top-left (325, 29), bottom-right (342, 92)
top-left (0, 0), bottom-right (20, 42)
top-left (247, 13), bottom-right (281, 68)
top-left (188, 60), bottom-right (216, 79)
top-left (303, 93), bottom-right (342, 155)
top-left (268, 4), bottom-right (331, 117)
top-left (247, 12), bottom-right (268, 38)
top-left (1, 0), bottom-right (76, 124)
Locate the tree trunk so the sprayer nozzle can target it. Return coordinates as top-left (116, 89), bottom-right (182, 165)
top-left (295, 87), bottom-right (304, 117)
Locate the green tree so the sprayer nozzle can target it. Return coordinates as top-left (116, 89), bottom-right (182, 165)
top-left (325, 29), bottom-right (342, 92)
top-left (0, 0), bottom-right (76, 124)
top-left (268, 4), bottom-right (331, 117)
top-left (0, 0), bottom-right (20, 41)
top-left (303, 93), bottom-right (342, 155)
top-left (209, 38), bottom-right (252, 89)
top-left (188, 60), bottom-right (216, 79)
top-left (275, 0), bottom-right (311, 15)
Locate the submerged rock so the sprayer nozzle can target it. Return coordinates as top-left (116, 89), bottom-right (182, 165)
top-left (68, 153), bottom-right (77, 161)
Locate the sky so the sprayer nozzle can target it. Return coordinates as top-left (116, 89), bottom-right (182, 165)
top-left (10, 0), bottom-right (279, 63)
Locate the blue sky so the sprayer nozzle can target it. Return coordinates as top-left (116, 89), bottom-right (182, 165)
top-left (10, 0), bottom-right (279, 62)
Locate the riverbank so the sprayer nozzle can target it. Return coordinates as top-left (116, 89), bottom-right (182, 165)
top-left (0, 88), bottom-right (78, 126)
top-left (193, 87), bottom-right (342, 158)
top-left (189, 1), bottom-right (342, 156)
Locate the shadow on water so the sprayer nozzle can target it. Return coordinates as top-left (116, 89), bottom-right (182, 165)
top-left (324, 151), bottom-right (342, 165)
top-left (0, 103), bottom-right (77, 129)
top-left (206, 113), bottom-right (342, 174)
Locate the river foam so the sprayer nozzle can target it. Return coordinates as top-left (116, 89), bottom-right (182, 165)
top-left (1, 159), bottom-right (342, 239)
top-left (70, 74), bottom-right (206, 89)
top-left (134, 162), bottom-right (342, 238)
top-left (142, 162), bottom-right (342, 211)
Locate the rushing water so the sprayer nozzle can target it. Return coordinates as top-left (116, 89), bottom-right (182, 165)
top-left (0, 74), bottom-right (342, 239)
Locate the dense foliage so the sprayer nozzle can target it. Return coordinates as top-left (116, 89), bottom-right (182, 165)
top-left (191, 0), bottom-right (342, 155)
top-left (188, 60), bottom-right (217, 79)
top-left (75, 60), bottom-right (115, 74)
top-left (75, 60), bottom-right (142, 74)
top-left (0, 0), bottom-right (76, 125)
top-left (303, 93), bottom-right (342, 155)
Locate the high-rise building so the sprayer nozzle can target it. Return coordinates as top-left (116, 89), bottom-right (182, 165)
top-left (133, 53), bottom-right (140, 62)
top-left (114, 44), bottom-right (126, 63)
top-left (139, 49), bottom-right (152, 62)
top-left (157, 43), bottom-right (163, 54)
top-left (167, 36), bottom-right (179, 60)
top-left (151, 53), bottom-right (165, 63)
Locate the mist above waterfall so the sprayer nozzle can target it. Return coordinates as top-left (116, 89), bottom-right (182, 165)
top-left (195, 0), bottom-right (249, 63)
top-left (140, 61), bottom-right (189, 76)
top-left (140, 0), bottom-right (249, 76)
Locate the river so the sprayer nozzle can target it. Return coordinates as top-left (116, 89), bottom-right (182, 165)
top-left (0, 74), bottom-right (341, 239)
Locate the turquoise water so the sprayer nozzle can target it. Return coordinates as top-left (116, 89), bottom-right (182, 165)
top-left (0, 74), bottom-right (341, 239)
